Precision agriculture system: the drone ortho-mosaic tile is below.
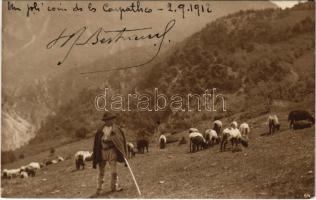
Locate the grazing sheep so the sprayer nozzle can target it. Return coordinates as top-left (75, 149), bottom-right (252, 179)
top-left (20, 171), bottom-right (28, 179)
top-left (204, 129), bottom-right (220, 147)
top-left (189, 128), bottom-right (199, 133)
top-left (137, 139), bottom-right (149, 153)
top-left (231, 121), bottom-right (238, 129)
top-left (159, 135), bottom-right (167, 149)
top-left (292, 120), bottom-right (313, 130)
top-left (268, 115), bottom-right (280, 135)
top-left (288, 110), bottom-right (314, 129)
top-left (239, 123), bottom-right (250, 139)
top-left (213, 120), bottom-right (222, 136)
top-left (220, 128), bottom-right (248, 152)
top-left (2, 169), bottom-right (21, 179)
top-left (51, 160), bottom-right (58, 164)
top-left (45, 160), bottom-right (53, 166)
top-left (28, 162), bottom-right (41, 170)
top-left (189, 131), bottom-right (207, 153)
top-left (127, 143), bottom-right (136, 158)
top-left (57, 156), bottom-right (64, 162)
top-left (74, 151), bottom-right (93, 170)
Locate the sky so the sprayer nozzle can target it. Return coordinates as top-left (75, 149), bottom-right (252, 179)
top-left (272, 0), bottom-right (306, 9)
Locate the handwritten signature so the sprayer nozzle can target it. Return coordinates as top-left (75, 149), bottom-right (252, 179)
top-left (46, 19), bottom-right (176, 74)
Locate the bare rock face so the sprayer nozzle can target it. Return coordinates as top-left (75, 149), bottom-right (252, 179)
top-left (1, 111), bottom-right (36, 151)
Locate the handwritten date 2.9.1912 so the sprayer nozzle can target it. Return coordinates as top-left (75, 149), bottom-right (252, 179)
top-left (166, 2), bottom-right (212, 19)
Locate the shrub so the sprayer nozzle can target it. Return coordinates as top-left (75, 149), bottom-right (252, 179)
top-left (75, 127), bottom-right (87, 139)
top-left (19, 153), bottom-right (25, 159)
top-left (50, 147), bottom-right (55, 154)
top-left (1, 151), bottom-right (16, 165)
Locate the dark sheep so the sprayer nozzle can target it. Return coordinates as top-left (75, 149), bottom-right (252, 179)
top-left (76, 155), bottom-right (85, 170)
top-left (288, 110), bottom-right (314, 129)
top-left (190, 136), bottom-right (207, 153)
top-left (292, 120), bottom-right (313, 130)
top-left (137, 139), bottom-right (149, 154)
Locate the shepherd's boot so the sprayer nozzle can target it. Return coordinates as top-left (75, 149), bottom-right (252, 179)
top-left (111, 173), bottom-right (123, 192)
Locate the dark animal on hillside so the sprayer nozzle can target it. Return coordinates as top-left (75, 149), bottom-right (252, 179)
top-left (137, 139), bottom-right (149, 153)
top-left (24, 167), bottom-right (36, 177)
top-left (127, 143), bottom-right (136, 158)
top-left (75, 155), bottom-right (85, 170)
top-left (268, 115), bottom-right (280, 135)
top-left (45, 160), bottom-right (53, 166)
top-left (292, 120), bottom-right (313, 130)
top-left (190, 136), bottom-right (207, 153)
top-left (288, 110), bottom-right (314, 129)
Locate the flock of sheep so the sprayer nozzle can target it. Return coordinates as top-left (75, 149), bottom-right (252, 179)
top-left (2, 110), bottom-right (314, 182)
top-left (2, 156), bottom-right (64, 179)
top-left (186, 120), bottom-right (250, 153)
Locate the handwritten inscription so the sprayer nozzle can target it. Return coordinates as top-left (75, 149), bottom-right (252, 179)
top-left (47, 19), bottom-right (176, 69)
top-left (6, 1), bottom-right (213, 73)
top-left (7, 1), bottom-right (212, 19)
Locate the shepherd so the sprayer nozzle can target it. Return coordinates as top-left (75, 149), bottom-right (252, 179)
top-left (92, 112), bottom-right (128, 195)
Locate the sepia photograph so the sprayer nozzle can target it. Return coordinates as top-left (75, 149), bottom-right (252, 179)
top-left (1, 0), bottom-right (315, 198)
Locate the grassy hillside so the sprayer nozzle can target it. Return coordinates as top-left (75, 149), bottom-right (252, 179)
top-left (2, 2), bottom-right (314, 162)
top-left (2, 111), bottom-right (314, 198)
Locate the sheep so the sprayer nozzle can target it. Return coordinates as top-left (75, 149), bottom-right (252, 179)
top-left (288, 110), bottom-right (314, 129)
top-left (28, 162), bottom-right (42, 170)
top-left (20, 171), bottom-right (28, 179)
top-left (189, 131), bottom-right (207, 153)
top-left (213, 120), bottom-right (222, 136)
top-left (239, 123), bottom-right (250, 139)
top-left (268, 115), bottom-right (280, 135)
top-left (2, 169), bottom-right (21, 179)
top-left (74, 151), bottom-right (93, 170)
top-left (137, 139), bottom-right (149, 153)
top-left (127, 142), bottom-right (136, 158)
top-left (57, 156), bottom-right (64, 162)
top-left (231, 121), bottom-right (238, 129)
top-left (204, 129), bottom-right (220, 147)
top-left (51, 160), bottom-right (58, 164)
top-left (189, 128), bottom-right (199, 133)
top-left (220, 128), bottom-right (248, 152)
top-left (159, 135), bottom-right (167, 149)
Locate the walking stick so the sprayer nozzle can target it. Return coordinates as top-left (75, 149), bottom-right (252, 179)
top-left (124, 157), bottom-right (142, 196)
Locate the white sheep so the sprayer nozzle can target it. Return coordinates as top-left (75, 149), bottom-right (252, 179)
top-left (189, 128), bottom-right (199, 133)
top-left (231, 121), bottom-right (238, 129)
top-left (74, 151), bottom-right (93, 170)
top-left (213, 120), bottom-right (223, 135)
top-left (127, 142), bottom-right (136, 158)
top-left (239, 123), bottom-right (250, 139)
top-left (20, 171), bottom-right (28, 179)
top-left (2, 168), bottom-right (21, 179)
top-left (220, 127), bottom-right (248, 152)
top-left (28, 162), bottom-right (41, 170)
top-left (268, 115), bottom-right (280, 134)
top-left (57, 156), bottom-right (64, 162)
top-left (159, 135), bottom-right (167, 149)
top-left (204, 129), bottom-right (219, 146)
